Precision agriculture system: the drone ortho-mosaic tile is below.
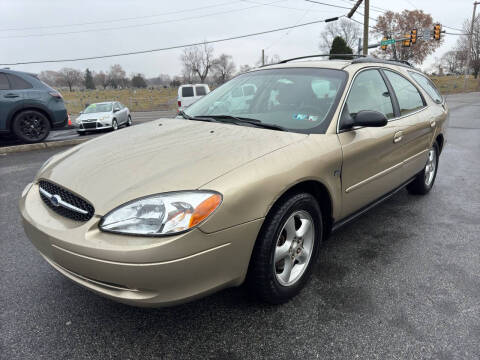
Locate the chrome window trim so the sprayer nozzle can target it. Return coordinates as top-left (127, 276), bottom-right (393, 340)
top-left (336, 66), bottom-right (429, 134)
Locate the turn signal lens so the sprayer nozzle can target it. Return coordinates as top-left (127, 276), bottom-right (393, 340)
top-left (189, 194), bottom-right (222, 228)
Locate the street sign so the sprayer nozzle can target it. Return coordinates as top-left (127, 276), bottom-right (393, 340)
top-left (380, 38), bottom-right (396, 46)
top-left (422, 29), bottom-right (431, 40)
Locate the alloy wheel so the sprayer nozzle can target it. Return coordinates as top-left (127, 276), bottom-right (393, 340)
top-left (274, 210), bottom-right (315, 286)
top-left (424, 147), bottom-right (437, 186)
top-left (19, 113), bottom-right (48, 141)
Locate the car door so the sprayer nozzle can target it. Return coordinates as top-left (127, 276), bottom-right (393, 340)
top-left (118, 102), bottom-right (127, 124)
top-left (0, 72), bottom-right (22, 131)
top-left (337, 68), bottom-right (407, 218)
top-left (113, 102), bottom-right (123, 124)
top-left (381, 69), bottom-right (431, 181)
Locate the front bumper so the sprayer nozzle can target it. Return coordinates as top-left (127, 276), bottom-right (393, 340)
top-left (76, 121), bottom-right (112, 132)
top-left (20, 183), bottom-right (263, 307)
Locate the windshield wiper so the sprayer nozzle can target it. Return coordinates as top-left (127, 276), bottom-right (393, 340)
top-left (196, 114), bottom-right (287, 132)
top-left (177, 111), bottom-right (218, 123)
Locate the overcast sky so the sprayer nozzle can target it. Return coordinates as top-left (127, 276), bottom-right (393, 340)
top-left (0, 0), bottom-right (472, 78)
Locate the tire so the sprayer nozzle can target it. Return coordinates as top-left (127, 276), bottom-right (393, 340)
top-left (12, 110), bottom-right (51, 143)
top-left (77, 131), bottom-right (86, 136)
top-left (111, 119), bottom-right (118, 131)
top-left (247, 192), bottom-right (323, 304)
top-left (407, 143), bottom-right (439, 195)
top-left (126, 115), bottom-right (132, 127)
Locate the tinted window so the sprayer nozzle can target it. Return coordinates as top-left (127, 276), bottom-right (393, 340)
top-left (0, 73), bottom-right (9, 90)
top-left (182, 86), bottom-right (194, 97)
top-left (384, 70), bottom-right (424, 116)
top-left (195, 86), bottom-right (207, 96)
top-left (184, 68), bottom-right (347, 134)
top-left (344, 69), bottom-right (394, 119)
top-left (7, 74), bottom-right (33, 89)
top-left (409, 71), bottom-right (443, 103)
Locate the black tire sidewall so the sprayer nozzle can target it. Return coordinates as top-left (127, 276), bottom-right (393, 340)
top-left (12, 110), bottom-right (50, 143)
top-left (249, 192), bottom-right (323, 303)
top-left (127, 116), bottom-right (132, 126)
top-left (112, 120), bottom-right (118, 130)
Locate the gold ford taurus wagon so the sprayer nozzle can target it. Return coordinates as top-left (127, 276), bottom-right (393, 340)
top-left (20, 57), bottom-right (447, 307)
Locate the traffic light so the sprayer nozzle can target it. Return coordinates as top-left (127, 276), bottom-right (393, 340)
top-left (410, 29), bottom-right (417, 44)
top-left (433, 24), bottom-right (441, 40)
top-left (403, 34), bottom-right (411, 47)
top-left (381, 37), bottom-right (388, 51)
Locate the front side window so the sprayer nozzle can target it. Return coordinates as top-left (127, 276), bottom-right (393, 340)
top-left (195, 86), bottom-right (207, 96)
top-left (343, 69), bottom-right (394, 120)
top-left (182, 86), bottom-right (194, 97)
top-left (7, 74), bottom-right (33, 90)
top-left (184, 68), bottom-right (347, 133)
top-left (0, 73), bottom-right (9, 90)
top-left (384, 70), bottom-right (424, 116)
top-left (409, 71), bottom-right (443, 103)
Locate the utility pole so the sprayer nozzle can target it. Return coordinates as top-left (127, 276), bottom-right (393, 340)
top-left (363, 0), bottom-right (369, 55)
top-left (463, 2), bottom-right (479, 90)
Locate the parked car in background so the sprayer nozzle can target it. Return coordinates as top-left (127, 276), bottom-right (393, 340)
top-left (177, 84), bottom-right (210, 111)
top-left (0, 69), bottom-right (67, 143)
top-left (76, 101), bottom-right (131, 135)
top-left (21, 57), bottom-right (447, 307)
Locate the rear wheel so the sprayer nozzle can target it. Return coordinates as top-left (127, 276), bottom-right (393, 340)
top-left (12, 110), bottom-right (50, 143)
top-left (247, 192), bottom-right (322, 304)
top-left (407, 143), bottom-right (439, 195)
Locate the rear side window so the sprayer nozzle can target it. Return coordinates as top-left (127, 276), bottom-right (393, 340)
top-left (195, 86), bottom-right (207, 96)
top-left (409, 71), bottom-right (443, 103)
top-left (181, 86), bottom-right (194, 97)
top-left (344, 69), bottom-right (395, 119)
top-left (383, 70), bottom-right (424, 116)
top-left (7, 74), bottom-right (33, 89)
top-left (0, 73), bottom-right (9, 90)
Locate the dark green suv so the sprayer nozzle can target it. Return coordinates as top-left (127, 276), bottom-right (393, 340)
top-left (0, 69), bottom-right (68, 143)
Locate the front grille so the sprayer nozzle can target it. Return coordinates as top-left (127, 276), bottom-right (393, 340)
top-left (82, 122), bottom-right (97, 129)
top-left (38, 180), bottom-right (94, 222)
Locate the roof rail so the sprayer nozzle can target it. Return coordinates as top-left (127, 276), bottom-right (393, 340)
top-left (351, 57), bottom-right (414, 68)
top-left (277, 54), bottom-right (365, 64)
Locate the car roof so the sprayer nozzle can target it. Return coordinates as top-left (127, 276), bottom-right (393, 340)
top-left (1, 68), bottom-right (38, 78)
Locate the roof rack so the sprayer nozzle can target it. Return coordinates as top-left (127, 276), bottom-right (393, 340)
top-left (351, 57), bottom-right (413, 68)
top-left (277, 54), bottom-right (365, 64)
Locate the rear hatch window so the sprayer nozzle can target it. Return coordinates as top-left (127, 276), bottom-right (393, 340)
top-left (195, 86), bottom-right (207, 96)
top-left (181, 87), bottom-right (194, 97)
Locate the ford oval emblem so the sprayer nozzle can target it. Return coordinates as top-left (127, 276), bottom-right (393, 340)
top-left (50, 194), bottom-right (62, 207)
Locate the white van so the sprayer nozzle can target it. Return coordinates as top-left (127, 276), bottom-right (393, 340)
top-left (177, 84), bottom-right (210, 111)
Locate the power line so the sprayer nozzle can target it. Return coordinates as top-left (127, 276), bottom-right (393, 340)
top-left (0, 1), bottom-right (284, 40)
top-left (241, 0), bottom-right (337, 13)
top-left (0, 16), bottom-right (344, 66)
top-left (0, 0), bottom-right (240, 32)
top-left (304, 0), bottom-right (352, 11)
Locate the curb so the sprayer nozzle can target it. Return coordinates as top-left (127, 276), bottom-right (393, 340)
top-left (0, 137), bottom-right (91, 154)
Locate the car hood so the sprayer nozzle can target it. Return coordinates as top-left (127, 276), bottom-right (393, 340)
top-left (39, 119), bottom-right (307, 214)
top-left (77, 112), bottom-right (111, 120)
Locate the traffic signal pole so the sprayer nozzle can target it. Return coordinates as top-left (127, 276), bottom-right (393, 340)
top-left (463, 1), bottom-right (479, 90)
top-left (363, 0), bottom-right (370, 55)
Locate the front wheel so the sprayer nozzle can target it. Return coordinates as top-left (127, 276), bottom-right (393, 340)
top-left (111, 119), bottom-right (118, 131)
top-left (247, 192), bottom-right (322, 304)
top-left (126, 115), bottom-right (132, 127)
top-left (407, 143), bottom-right (439, 195)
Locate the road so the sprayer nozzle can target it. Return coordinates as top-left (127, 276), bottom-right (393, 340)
top-left (1, 93), bottom-right (479, 359)
top-left (0, 110), bottom-right (176, 147)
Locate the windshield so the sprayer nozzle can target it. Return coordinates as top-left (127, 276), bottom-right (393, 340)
top-left (184, 68), bottom-right (347, 133)
top-left (84, 103), bottom-right (112, 114)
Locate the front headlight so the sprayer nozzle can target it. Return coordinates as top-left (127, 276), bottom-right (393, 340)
top-left (99, 115), bottom-right (111, 121)
top-left (99, 191), bottom-right (222, 236)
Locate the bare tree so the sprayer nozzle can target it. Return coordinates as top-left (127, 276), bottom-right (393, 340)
top-left (107, 64), bottom-right (127, 88)
top-left (93, 71), bottom-right (108, 89)
top-left (212, 54), bottom-right (236, 84)
top-left (441, 50), bottom-right (466, 75)
top-left (238, 64), bottom-right (252, 74)
top-left (373, 10), bottom-right (442, 64)
top-left (455, 15), bottom-right (480, 78)
top-left (319, 18), bottom-right (361, 52)
top-left (38, 70), bottom-right (60, 87)
top-left (57, 68), bottom-right (82, 91)
top-left (181, 42), bottom-right (215, 83)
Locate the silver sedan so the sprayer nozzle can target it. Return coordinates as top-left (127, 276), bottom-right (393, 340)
top-left (76, 101), bottom-right (131, 134)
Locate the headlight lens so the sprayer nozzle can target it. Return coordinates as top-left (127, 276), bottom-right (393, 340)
top-left (99, 191), bottom-right (222, 236)
top-left (99, 115), bottom-right (111, 121)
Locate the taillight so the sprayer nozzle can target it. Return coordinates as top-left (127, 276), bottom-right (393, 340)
top-left (49, 91), bottom-right (62, 99)
top-left (177, 100), bottom-right (181, 107)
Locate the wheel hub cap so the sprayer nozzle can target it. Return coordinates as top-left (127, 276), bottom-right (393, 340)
top-left (424, 148), bottom-right (436, 186)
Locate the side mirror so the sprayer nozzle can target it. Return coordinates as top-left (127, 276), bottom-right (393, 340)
top-left (113, 108), bottom-right (120, 113)
top-left (342, 110), bottom-right (388, 129)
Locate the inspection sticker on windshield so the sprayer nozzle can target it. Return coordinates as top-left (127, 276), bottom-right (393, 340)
top-left (292, 114), bottom-right (319, 121)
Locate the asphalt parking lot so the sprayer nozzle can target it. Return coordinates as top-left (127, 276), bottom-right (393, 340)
top-left (1, 93), bottom-right (479, 359)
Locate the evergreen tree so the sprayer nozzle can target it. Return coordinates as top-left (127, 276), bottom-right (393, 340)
top-left (84, 68), bottom-right (95, 90)
top-left (131, 74), bottom-right (147, 88)
top-left (329, 36), bottom-right (353, 60)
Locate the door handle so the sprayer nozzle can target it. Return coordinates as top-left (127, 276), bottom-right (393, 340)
top-left (430, 121), bottom-right (436, 128)
top-left (393, 131), bottom-right (403, 143)
top-left (4, 93), bottom-right (19, 98)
